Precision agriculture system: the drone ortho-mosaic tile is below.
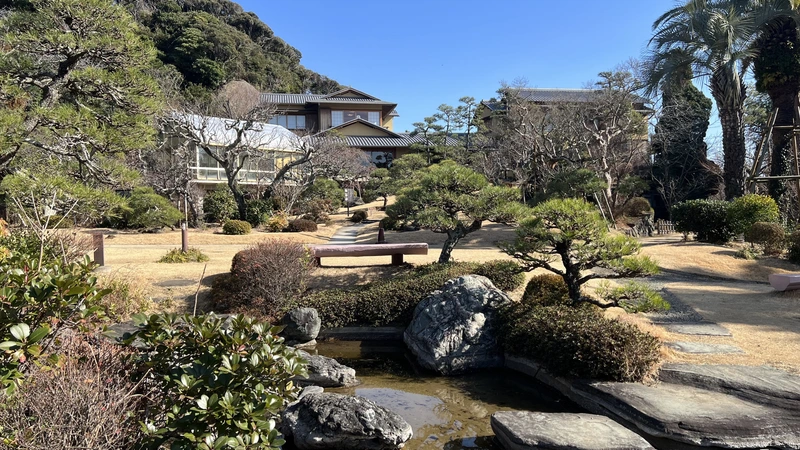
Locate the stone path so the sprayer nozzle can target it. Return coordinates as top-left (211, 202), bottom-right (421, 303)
top-left (326, 220), bottom-right (377, 245)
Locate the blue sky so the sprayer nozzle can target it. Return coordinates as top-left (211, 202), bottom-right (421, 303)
top-left (237, 0), bottom-right (720, 144)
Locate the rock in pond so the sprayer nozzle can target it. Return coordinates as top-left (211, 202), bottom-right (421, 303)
top-left (404, 275), bottom-right (510, 375)
top-left (295, 350), bottom-right (359, 388)
top-left (491, 411), bottom-right (654, 450)
top-left (282, 392), bottom-right (413, 450)
top-left (281, 307), bottom-right (321, 343)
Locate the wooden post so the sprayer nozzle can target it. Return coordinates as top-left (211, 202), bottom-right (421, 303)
top-left (181, 222), bottom-right (188, 253)
top-left (391, 254), bottom-right (403, 265)
top-left (378, 227), bottom-right (385, 244)
top-left (93, 232), bottom-right (105, 267)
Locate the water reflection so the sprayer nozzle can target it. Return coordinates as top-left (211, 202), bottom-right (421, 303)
top-left (314, 340), bottom-right (579, 450)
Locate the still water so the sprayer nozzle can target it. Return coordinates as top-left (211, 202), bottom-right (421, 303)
top-left (311, 340), bottom-right (580, 450)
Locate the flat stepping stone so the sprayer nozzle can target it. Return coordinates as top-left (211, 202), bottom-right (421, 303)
top-left (659, 364), bottom-right (800, 411)
top-left (578, 381), bottom-right (800, 448)
top-left (491, 411), bottom-right (654, 450)
top-left (663, 322), bottom-right (731, 336)
top-left (666, 341), bottom-right (744, 354)
top-left (155, 279), bottom-right (197, 287)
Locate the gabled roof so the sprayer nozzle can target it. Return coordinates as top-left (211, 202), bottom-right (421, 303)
top-left (260, 89), bottom-right (395, 106)
top-left (322, 87), bottom-right (379, 100)
top-left (329, 118), bottom-right (404, 138)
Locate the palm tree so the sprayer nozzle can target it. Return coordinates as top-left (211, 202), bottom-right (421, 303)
top-left (645, 0), bottom-right (758, 199)
top-left (752, 0), bottom-right (800, 204)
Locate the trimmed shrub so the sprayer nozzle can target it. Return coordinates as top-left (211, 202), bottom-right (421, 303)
top-left (216, 240), bottom-right (315, 319)
top-left (292, 261), bottom-right (522, 328)
top-left (287, 218), bottom-right (318, 232)
top-left (245, 198), bottom-right (274, 227)
top-left (222, 219), bottom-right (251, 235)
top-left (124, 313), bottom-right (307, 449)
top-left (301, 199), bottom-right (333, 223)
top-left (124, 187), bottom-right (182, 230)
top-left (471, 260), bottom-right (525, 292)
top-left (350, 210), bottom-right (368, 223)
top-left (788, 231), bottom-right (800, 264)
top-left (158, 247), bottom-right (210, 263)
top-left (522, 274), bottom-right (570, 306)
top-left (595, 281), bottom-right (670, 313)
top-left (734, 247), bottom-right (759, 260)
top-left (380, 216), bottom-right (399, 231)
top-left (265, 213), bottom-right (289, 232)
top-left (622, 197), bottom-right (653, 217)
top-left (728, 194), bottom-right (779, 234)
top-left (302, 178), bottom-right (343, 212)
top-left (744, 222), bottom-right (786, 255)
top-left (499, 303), bottom-right (661, 382)
top-left (672, 199), bottom-right (734, 243)
top-left (202, 188), bottom-right (237, 223)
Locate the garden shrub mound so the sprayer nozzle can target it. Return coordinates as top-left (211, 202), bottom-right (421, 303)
top-left (522, 274), bottom-right (571, 306)
top-left (672, 199), bottom-right (734, 243)
top-left (789, 231), bottom-right (800, 264)
top-left (287, 218), bottom-right (318, 232)
top-left (350, 210), bottom-right (368, 223)
top-left (158, 247), bottom-right (210, 263)
top-left (291, 260), bottom-right (524, 328)
top-left (222, 219), bottom-right (251, 235)
top-left (214, 240), bottom-right (315, 320)
top-left (745, 222), bottom-right (785, 255)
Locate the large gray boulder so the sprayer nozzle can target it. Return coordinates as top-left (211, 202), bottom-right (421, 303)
top-left (281, 308), bottom-right (321, 344)
top-left (295, 351), bottom-right (359, 388)
top-left (281, 392), bottom-right (413, 450)
top-left (404, 275), bottom-right (510, 375)
top-left (491, 411), bottom-right (654, 450)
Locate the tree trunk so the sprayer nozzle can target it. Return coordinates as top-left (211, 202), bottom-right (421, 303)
top-left (382, 195), bottom-right (388, 210)
top-left (718, 107), bottom-right (747, 200)
top-left (766, 86), bottom-right (796, 204)
top-left (438, 231), bottom-right (461, 264)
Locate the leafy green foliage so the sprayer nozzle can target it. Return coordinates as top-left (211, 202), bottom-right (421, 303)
top-left (0, 0), bottom-right (163, 184)
top-left (300, 199), bottom-right (333, 224)
top-left (122, 0), bottom-right (341, 96)
top-left (788, 231), bottom-right (800, 264)
top-left (264, 214), bottom-right (288, 233)
top-left (364, 168), bottom-right (393, 209)
top-left (470, 260), bottom-right (525, 292)
top-left (671, 199), bottom-right (735, 243)
top-left (0, 251), bottom-right (109, 395)
top-left (215, 240), bottom-right (315, 319)
top-left (544, 168), bottom-right (607, 200)
top-left (734, 247), bottom-right (759, 260)
top-left (499, 302), bottom-right (661, 382)
top-left (595, 281), bottom-right (670, 313)
top-left (390, 161), bottom-right (527, 263)
top-left (158, 247), bottom-right (211, 263)
top-left (292, 261), bottom-right (524, 328)
top-left (622, 197), bottom-right (653, 218)
top-left (350, 210), bottom-right (368, 223)
top-left (302, 178), bottom-right (343, 212)
top-left (501, 198), bottom-right (659, 304)
top-left (286, 219), bottom-right (317, 232)
top-left (245, 199), bottom-right (275, 227)
top-left (521, 274), bottom-right (571, 306)
top-left (222, 219), bottom-right (252, 235)
top-left (745, 222), bottom-right (786, 255)
top-left (728, 194), bottom-right (780, 235)
top-left (124, 313), bottom-right (307, 449)
top-left (123, 187), bottom-right (183, 229)
top-left (203, 188), bottom-right (237, 223)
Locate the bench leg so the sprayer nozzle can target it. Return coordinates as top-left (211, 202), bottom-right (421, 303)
top-left (315, 257), bottom-right (321, 267)
top-left (391, 254), bottom-right (403, 265)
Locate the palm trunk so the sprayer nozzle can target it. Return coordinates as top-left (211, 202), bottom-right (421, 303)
top-left (767, 86), bottom-right (795, 203)
top-left (718, 107), bottom-right (747, 200)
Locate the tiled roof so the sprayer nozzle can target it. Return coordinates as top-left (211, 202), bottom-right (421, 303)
top-left (507, 88), bottom-right (650, 105)
top-left (260, 92), bottom-right (395, 105)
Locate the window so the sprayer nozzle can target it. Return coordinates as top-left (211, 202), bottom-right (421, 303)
top-left (268, 114), bottom-right (306, 130)
top-left (331, 110), bottom-right (381, 127)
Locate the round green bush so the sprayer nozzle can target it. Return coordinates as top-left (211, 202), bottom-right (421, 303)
top-left (472, 260), bottom-right (524, 292)
top-left (521, 274), bottom-right (570, 306)
top-left (124, 187), bottom-right (183, 230)
top-left (302, 178), bottom-right (343, 211)
top-left (245, 199), bottom-right (274, 227)
top-left (286, 219), bottom-right (318, 232)
top-left (379, 216), bottom-right (399, 231)
top-left (788, 231), bottom-right (800, 264)
top-left (265, 214), bottom-right (288, 232)
top-left (222, 220), bottom-right (251, 235)
top-left (301, 199), bottom-right (332, 223)
top-left (623, 197), bottom-right (653, 218)
top-left (744, 222), bottom-right (785, 255)
top-left (350, 210), bottom-right (368, 223)
top-left (728, 194), bottom-right (779, 234)
top-left (672, 199), bottom-right (734, 243)
top-left (203, 188), bottom-right (237, 223)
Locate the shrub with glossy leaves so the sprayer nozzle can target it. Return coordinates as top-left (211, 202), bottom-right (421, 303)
top-left (124, 313), bottom-right (307, 449)
top-left (745, 222), bottom-right (786, 255)
top-left (222, 219), bottom-right (251, 235)
top-left (202, 188), bottom-right (237, 223)
top-left (728, 194), bottom-right (779, 234)
top-left (671, 199), bottom-right (734, 243)
top-left (245, 198), bottom-right (274, 227)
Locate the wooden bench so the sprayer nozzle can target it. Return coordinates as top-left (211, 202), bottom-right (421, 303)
top-left (308, 243), bottom-right (428, 266)
top-left (769, 273), bottom-right (800, 291)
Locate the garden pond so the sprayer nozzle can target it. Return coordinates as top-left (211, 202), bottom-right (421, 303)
top-left (311, 340), bottom-right (581, 450)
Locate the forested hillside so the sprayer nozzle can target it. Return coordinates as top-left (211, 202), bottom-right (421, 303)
top-left (120, 0), bottom-right (342, 97)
